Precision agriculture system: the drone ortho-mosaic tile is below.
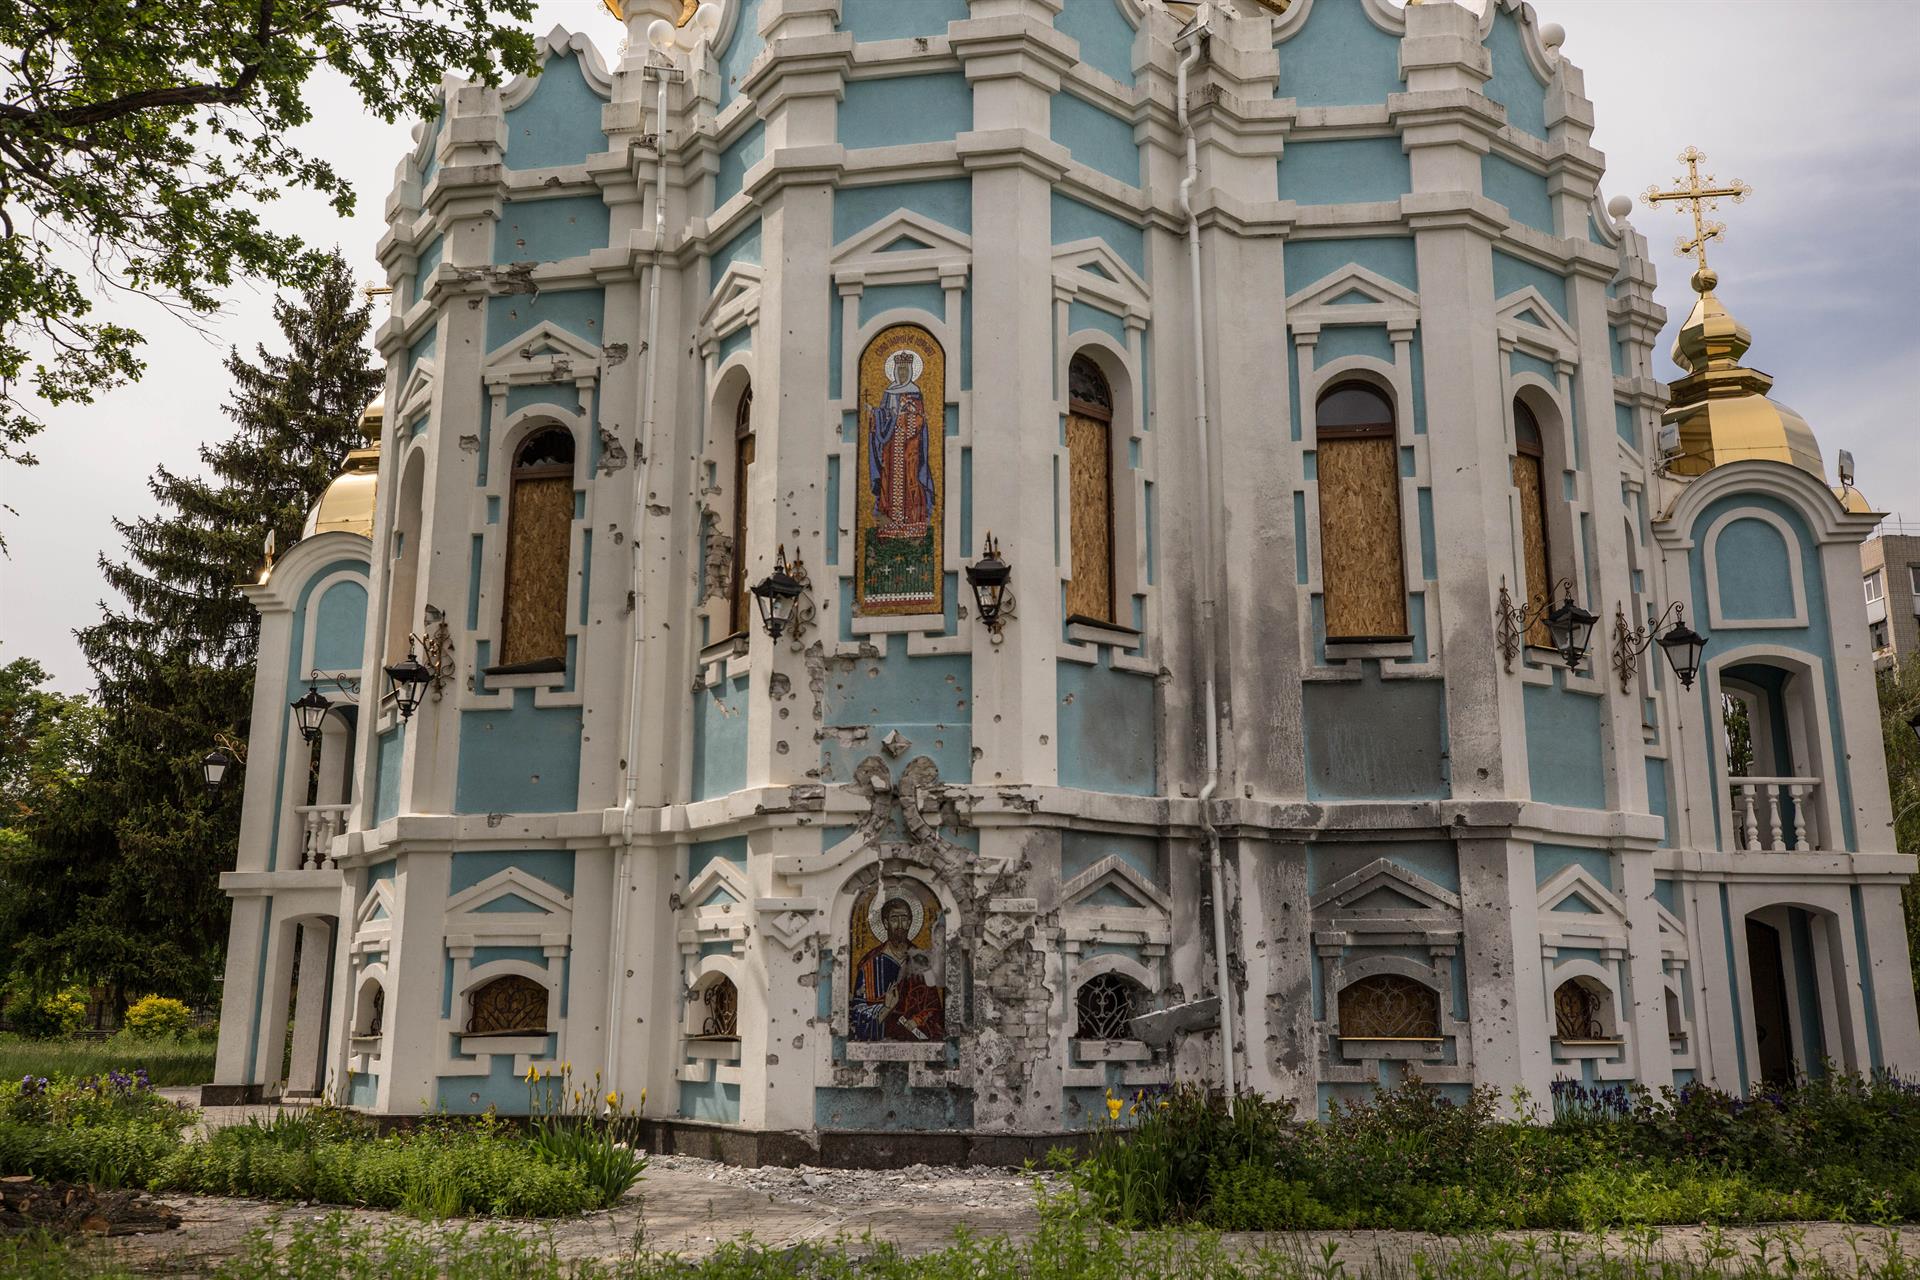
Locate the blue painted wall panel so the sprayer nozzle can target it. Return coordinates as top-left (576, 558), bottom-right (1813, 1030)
top-left (820, 654), bottom-right (972, 785)
top-left (1284, 236), bottom-right (1418, 293)
top-left (312, 581), bottom-right (367, 671)
top-left (1314, 324), bottom-right (1394, 368)
top-left (716, 0), bottom-right (765, 109)
top-left (450, 850), bottom-right (576, 896)
top-left (840, 75), bottom-right (971, 148)
top-left (487, 289), bottom-right (604, 347)
top-left (1051, 91), bottom-right (1138, 185)
top-left (692, 672), bottom-right (750, 800)
top-left (375, 727), bottom-right (403, 823)
top-left (1277, 138), bottom-right (1410, 206)
top-left (715, 120), bottom-right (765, 207)
top-left (1482, 9), bottom-right (1549, 139)
top-left (1058, 653), bottom-right (1156, 796)
top-left (1275, 0), bottom-right (1402, 106)
top-left (1523, 679), bottom-right (1606, 809)
top-left (455, 689), bottom-right (582, 814)
top-left (1051, 192), bottom-right (1145, 275)
top-left (495, 195), bottom-right (609, 263)
top-left (503, 54), bottom-right (608, 171)
top-left (842, 0), bottom-right (967, 41)
top-left (1491, 251), bottom-right (1569, 319)
top-left (1482, 153), bottom-right (1554, 234)
top-left (1056, 0), bottom-right (1136, 83)
top-left (1713, 517), bottom-right (1796, 620)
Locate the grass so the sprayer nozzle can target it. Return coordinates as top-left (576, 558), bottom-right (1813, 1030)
top-left (4, 1202), bottom-right (1920, 1279)
top-left (0, 1033), bottom-right (215, 1087)
top-left (1063, 1075), bottom-right (1920, 1233)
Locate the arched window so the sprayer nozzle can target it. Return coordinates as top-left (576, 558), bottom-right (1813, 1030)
top-left (498, 428), bottom-right (575, 671)
top-left (1065, 354), bottom-right (1116, 625)
top-left (694, 974), bottom-right (739, 1039)
top-left (1512, 398), bottom-right (1554, 648)
top-left (728, 386), bottom-right (756, 636)
top-left (1315, 382), bottom-right (1408, 642)
top-left (466, 974), bottom-right (549, 1036)
top-left (1336, 974), bottom-right (1441, 1039)
top-left (1075, 971), bottom-right (1147, 1041)
top-left (1553, 977), bottom-right (1615, 1042)
top-left (385, 451), bottom-right (426, 664)
top-left (354, 981), bottom-right (384, 1038)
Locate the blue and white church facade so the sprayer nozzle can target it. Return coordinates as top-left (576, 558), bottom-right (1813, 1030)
top-left (206, 0), bottom-right (1919, 1151)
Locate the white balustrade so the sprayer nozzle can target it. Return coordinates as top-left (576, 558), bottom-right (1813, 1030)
top-left (295, 804), bottom-right (351, 870)
top-left (1727, 777), bottom-right (1818, 852)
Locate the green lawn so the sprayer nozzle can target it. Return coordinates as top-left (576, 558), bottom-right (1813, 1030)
top-left (0, 1034), bottom-right (215, 1087)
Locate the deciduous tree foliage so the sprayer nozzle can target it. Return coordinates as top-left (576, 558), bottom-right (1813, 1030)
top-left (1879, 660), bottom-right (1920, 997)
top-left (0, 257), bottom-right (380, 1002)
top-left (0, 0), bottom-right (535, 482)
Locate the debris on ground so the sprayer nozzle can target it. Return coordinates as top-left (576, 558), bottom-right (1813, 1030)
top-left (0, 1176), bottom-right (183, 1236)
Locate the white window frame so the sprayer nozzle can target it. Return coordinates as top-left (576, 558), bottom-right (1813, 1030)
top-left (1864, 571), bottom-right (1883, 603)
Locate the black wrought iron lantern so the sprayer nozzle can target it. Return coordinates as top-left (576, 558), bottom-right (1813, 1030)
top-left (1655, 610), bottom-right (1708, 690)
top-left (1545, 594), bottom-right (1599, 671)
top-left (965, 532), bottom-right (1013, 639)
top-left (291, 684), bottom-right (332, 744)
top-left (750, 547), bottom-right (805, 642)
top-left (200, 746), bottom-right (235, 795)
top-left (384, 652), bottom-right (433, 721)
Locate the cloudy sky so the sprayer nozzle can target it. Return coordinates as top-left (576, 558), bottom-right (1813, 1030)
top-left (3, 0), bottom-right (1915, 693)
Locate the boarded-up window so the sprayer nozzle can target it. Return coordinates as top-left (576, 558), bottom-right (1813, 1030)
top-left (1512, 399), bottom-right (1553, 648)
top-left (729, 387), bottom-right (755, 636)
top-left (1066, 355), bottom-right (1115, 624)
top-left (499, 428), bottom-right (574, 670)
top-left (1316, 383), bottom-right (1407, 641)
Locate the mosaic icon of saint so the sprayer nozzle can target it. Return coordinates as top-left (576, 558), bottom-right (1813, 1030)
top-left (850, 895), bottom-right (946, 1041)
top-left (867, 349), bottom-right (934, 537)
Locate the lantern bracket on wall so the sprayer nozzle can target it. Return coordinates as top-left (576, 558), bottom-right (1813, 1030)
top-left (384, 609), bottom-right (455, 721)
top-left (1496, 577), bottom-right (1598, 673)
top-left (1611, 601), bottom-right (1709, 692)
top-left (290, 670), bottom-right (361, 745)
top-left (199, 731), bottom-right (247, 797)
top-left (964, 532), bottom-right (1016, 643)
top-left (750, 546), bottom-right (814, 643)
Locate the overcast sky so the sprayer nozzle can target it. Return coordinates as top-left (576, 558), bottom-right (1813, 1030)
top-left (3, 0), bottom-right (1915, 694)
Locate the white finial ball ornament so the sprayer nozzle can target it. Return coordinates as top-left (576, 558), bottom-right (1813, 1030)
top-left (690, 1), bottom-right (722, 42)
top-left (1541, 22), bottom-right (1565, 52)
top-left (1607, 195), bottom-right (1634, 221)
top-left (646, 18), bottom-right (677, 52)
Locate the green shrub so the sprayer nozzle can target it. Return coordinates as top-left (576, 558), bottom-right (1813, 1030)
top-left (122, 995), bottom-right (194, 1040)
top-left (5, 989), bottom-right (87, 1040)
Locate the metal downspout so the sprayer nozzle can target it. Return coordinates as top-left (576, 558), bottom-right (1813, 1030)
top-left (1177, 8), bottom-right (1236, 1112)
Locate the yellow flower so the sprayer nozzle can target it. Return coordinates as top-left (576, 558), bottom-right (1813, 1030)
top-left (1105, 1096), bottom-right (1123, 1120)
top-left (638, 1087), bottom-right (647, 1110)
top-left (563, 1061), bottom-right (572, 1075)
top-left (605, 1091), bottom-right (620, 1108)
top-left (526, 1067), bottom-right (537, 1083)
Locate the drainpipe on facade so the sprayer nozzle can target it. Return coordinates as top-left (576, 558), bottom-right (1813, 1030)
top-left (609, 52), bottom-right (676, 1096)
top-left (1176, 6), bottom-right (1236, 1113)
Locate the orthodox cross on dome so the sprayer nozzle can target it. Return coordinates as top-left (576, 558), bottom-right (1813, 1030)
top-left (1642, 147), bottom-right (1753, 277)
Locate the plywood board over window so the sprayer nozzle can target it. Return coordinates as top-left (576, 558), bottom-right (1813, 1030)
top-left (1065, 354), bottom-right (1116, 625)
top-left (1315, 382), bottom-right (1408, 643)
top-left (1512, 400), bottom-right (1554, 649)
top-left (499, 428), bottom-right (575, 671)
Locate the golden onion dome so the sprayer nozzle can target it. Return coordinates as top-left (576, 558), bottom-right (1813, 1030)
top-left (301, 397), bottom-right (383, 541)
top-left (1830, 482), bottom-right (1874, 514)
top-left (1660, 268), bottom-right (1825, 481)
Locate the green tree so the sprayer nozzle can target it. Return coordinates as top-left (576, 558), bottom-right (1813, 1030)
top-left (3, 256), bottom-right (380, 1003)
top-left (1878, 660), bottom-right (1920, 997)
top-left (0, 0), bottom-right (534, 493)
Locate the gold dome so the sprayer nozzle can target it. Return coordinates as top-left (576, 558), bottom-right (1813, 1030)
top-left (1661, 269), bottom-right (1825, 481)
top-left (1831, 483), bottom-right (1874, 514)
top-left (301, 397), bottom-right (383, 540)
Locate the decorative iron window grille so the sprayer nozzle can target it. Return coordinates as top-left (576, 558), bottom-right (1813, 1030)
top-left (367, 986), bottom-right (384, 1037)
top-left (1554, 979), bottom-right (1608, 1040)
top-left (1068, 354), bottom-right (1113, 419)
top-left (466, 975), bottom-right (549, 1035)
top-left (1337, 974), bottom-right (1442, 1039)
top-left (700, 977), bottom-right (739, 1038)
top-left (1075, 973), bottom-right (1146, 1041)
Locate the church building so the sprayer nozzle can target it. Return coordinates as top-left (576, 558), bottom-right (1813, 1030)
top-left (204, 0), bottom-right (1920, 1156)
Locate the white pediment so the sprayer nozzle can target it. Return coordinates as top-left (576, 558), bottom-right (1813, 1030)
top-left (1310, 858), bottom-right (1462, 916)
top-left (1537, 865), bottom-right (1627, 924)
top-left (1286, 265), bottom-right (1420, 333)
top-left (831, 210), bottom-right (971, 288)
top-left (483, 321), bottom-right (602, 389)
top-left (1496, 286), bottom-right (1579, 363)
top-left (352, 878), bottom-right (395, 948)
top-left (698, 259), bottom-right (765, 347)
top-left (396, 359), bottom-right (436, 420)
top-left (446, 866), bottom-right (574, 919)
top-left (1061, 854), bottom-right (1171, 915)
top-left (683, 856), bottom-right (752, 916)
top-left (502, 27), bottom-right (613, 110)
top-left (1052, 237), bottom-right (1150, 315)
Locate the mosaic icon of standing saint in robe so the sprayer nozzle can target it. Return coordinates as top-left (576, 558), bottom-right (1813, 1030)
top-left (855, 325), bottom-right (944, 615)
top-left (848, 879), bottom-right (947, 1042)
